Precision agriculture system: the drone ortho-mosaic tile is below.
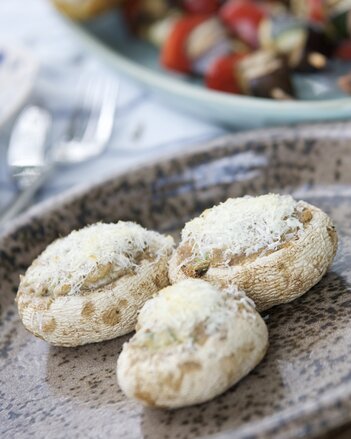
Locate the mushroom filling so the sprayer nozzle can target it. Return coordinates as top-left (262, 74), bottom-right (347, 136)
top-left (132, 318), bottom-right (225, 352)
top-left (17, 222), bottom-right (173, 299)
top-left (132, 327), bottom-right (187, 350)
top-left (20, 248), bottom-right (158, 298)
top-left (180, 204), bottom-right (313, 277)
top-left (130, 281), bottom-right (255, 352)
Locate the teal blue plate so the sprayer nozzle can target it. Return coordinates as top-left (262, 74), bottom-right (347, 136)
top-left (61, 12), bottom-right (351, 128)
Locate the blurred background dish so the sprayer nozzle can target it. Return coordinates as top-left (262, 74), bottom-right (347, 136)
top-left (0, 44), bottom-right (38, 128)
top-left (54, 4), bottom-right (351, 127)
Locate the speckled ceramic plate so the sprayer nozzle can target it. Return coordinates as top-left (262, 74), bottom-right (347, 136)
top-left (1, 123), bottom-right (351, 439)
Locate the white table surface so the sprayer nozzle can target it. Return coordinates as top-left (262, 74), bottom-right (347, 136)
top-left (0, 0), bottom-right (226, 212)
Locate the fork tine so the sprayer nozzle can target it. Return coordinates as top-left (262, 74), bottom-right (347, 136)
top-left (67, 74), bottom-right (89, 140)
top-left (92, 80), bottom-right (119, 144)
top-left (78, 77), bottom-right (102, 141)
top-left (80, 77), bottom-right (115, 143)
top-left (53, 75), bottom-right (118, 164)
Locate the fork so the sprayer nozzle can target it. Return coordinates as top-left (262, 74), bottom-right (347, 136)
top-left (0, 76), bottom-right (118, 227)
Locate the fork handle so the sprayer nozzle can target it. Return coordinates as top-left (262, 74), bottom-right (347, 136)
top-left (0, 165), bottom-right (55, 228)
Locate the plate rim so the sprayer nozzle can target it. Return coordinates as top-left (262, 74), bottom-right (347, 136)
top-left (1, 120), bottom-right (350, 237)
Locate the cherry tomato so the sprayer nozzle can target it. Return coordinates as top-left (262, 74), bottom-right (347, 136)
top-left (161, 14), bottom-right (209, 73)
top-left (308, 0), bottom-right (326, 23)
top-left (219, 0), bottom-right (266, 48)
top-left (205, 53), bottom-right (247, 93)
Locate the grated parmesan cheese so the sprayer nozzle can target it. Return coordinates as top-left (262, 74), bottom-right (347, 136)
top-left (181, 194), bottom-right (304, 261)
top-left (22, 221), bottom-right (173, 297)
top-left (134, 279), bottom-right (255, 350)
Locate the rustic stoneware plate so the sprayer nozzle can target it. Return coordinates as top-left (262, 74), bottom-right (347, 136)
top-left (1, 124), bottom-right (351, 439)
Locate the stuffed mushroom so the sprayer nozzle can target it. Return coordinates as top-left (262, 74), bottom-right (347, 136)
top-left (16, 221), bottom-right (174, 346)
top-left (169, 194), bottom-right (338, 311)
top-left (117, 279), bottom-right (268, 408)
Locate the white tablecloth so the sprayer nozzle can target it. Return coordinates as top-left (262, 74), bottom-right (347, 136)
top-left (0, 0), bottom-right (226, 211)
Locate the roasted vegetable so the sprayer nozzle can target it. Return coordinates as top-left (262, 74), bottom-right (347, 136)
top-left (238, 50), bottom-right (295, 98)
top-left (219, 0), bottom-right (266, 47)
top-left (260, 13), bottom-right (334, 72)
top-left (205, 52), bottom-right (247, 92)
top-left (116, 0), bottom-right (351, 100)
top-left (161, 14), bottom-right (209, 72)
top-left (186, 17), bottom-right (232, 74)
top-left (289, 25), bottom-right (335, 72)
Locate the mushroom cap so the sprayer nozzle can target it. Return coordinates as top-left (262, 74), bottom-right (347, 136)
top-left (168, 194), bottom-right (338, 312)
top-left (117, 279), bottom-right (268, 408)
top-left (16, 222), bottom-right (174, 346)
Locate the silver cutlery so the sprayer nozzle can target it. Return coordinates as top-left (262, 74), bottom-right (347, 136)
top-left (7, 106), bottom-right (52, 190)
top-left (0, 76), bottom-right (118, 227)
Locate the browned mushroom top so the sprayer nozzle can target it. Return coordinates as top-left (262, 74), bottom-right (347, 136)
top-left (177, 194), bottom-right (313, 273)
top-left (18, 222), bottom-right (174, 298)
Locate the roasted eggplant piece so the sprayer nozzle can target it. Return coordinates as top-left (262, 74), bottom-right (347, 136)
top-left (260, 14), bottom-right (334, 72)
top-left (289, 26), bottom-right (335, 72)
top-left (238, 50), bottom-right (295, 99)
